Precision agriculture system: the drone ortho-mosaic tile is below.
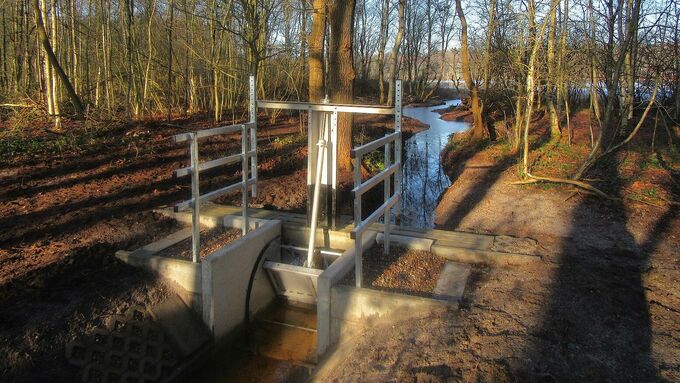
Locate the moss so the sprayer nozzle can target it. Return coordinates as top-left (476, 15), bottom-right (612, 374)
top-left (363, 149), bottom-right (386, 173)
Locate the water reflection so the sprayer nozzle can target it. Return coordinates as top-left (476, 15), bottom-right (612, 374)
top-left (400, 100), bottom-right (470, 228)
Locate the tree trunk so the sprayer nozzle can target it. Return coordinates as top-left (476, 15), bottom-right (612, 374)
top-left (522, 0), bottom-right (558, 176)
top-left (377, 0), bottom-right (388, 104)
top-left (328, 0), bottom-right (356, 172)
top-left (166, 0), bottom-right (174, 121)
top-left (546, 0), bottom-right (560, 140)
top-left (386, 0), bottom-right (404, 106)
top-left (454, 0), bottom-right (485, 139)
top-left (69, 0), bottom-right (78, 93)
top-left (124, 0), bottom-right (133, 120)
top-left (308, 0), bottom-right (326, 103)
top-left (39, 0), bottom-right (54, 119)
top-left (33, 0), bottom-right (84, 119)
top-left (482, 0), bottom-right (496, 91)
top-left (49, 0), bottom-right (61, 127)
top-left (556, 0), bottom-right (569, 133)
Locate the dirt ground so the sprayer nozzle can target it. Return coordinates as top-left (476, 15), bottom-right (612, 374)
top-left (316, 113), bottom-right (680, 382)
top-left (0, 110), bottom-right (425, 382)
top-left (0, 222), bottom-right (179, 382)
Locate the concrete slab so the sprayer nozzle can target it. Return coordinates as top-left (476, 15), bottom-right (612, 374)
top-left (376, 232), bottom-right (433, 251)
top-left (381, 225), bottom-right (496, 250)
top-left (128, 227), bottom-right (192, 257)
top-left (282, 225), bottom-right (355, 250)
top-left (433, 262), bottom-right (471, 302)
top-left (115, 249), bottom-right (202, 293)
top-left (328, 286), bottom-right (453, 353)
top-left (258, 304), bottom-right (317, 331)
top-left (431, 244), bottom-right (541, 265)
top-left (490, 235), bottom-right (539, 254)
top-left (148, 294), bottom-right (210, 357)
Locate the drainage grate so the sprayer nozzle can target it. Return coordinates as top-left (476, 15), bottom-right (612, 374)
top-left (65, 306), bottom-right (178, 383)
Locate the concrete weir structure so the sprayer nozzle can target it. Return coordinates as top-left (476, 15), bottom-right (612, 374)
top-left (113, 79), bottom-right (541, 378)
top-left (116, 204), bottom-right (540, 377)
top-left (116, 216), bottom-right (282, 343)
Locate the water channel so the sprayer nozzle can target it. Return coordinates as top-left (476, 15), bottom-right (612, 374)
top-left (182, 100), bottom-right (470, 383)
top-left (400, 99), bottom-right (470, 228)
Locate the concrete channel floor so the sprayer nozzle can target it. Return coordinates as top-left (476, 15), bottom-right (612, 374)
top-left (255, 304), bottom-right (318, 365)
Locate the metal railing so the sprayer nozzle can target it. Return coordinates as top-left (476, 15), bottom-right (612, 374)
top-left (172, 77), bottom-right (257, 263)
top-left (350, 80), bottom-right (402, 287)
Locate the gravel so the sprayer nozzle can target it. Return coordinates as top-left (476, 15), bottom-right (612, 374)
top-left (342, 244), bottom-right (445, 298)
top-left (157, 226), bottom-right (242, 260)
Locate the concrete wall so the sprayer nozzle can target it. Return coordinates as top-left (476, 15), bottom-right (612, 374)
top-left (328, 286), bottom-right (452, 343)
top-left (316, 231), bottom-right (376, 357)
top-left (315, 231), bottom-right (456, 358)
top-left (116, 216), bottom-right (281, 342)
top-left (282, 225), bottom-right (356, 250)
top-left (114, 227), bottom-right (201, 298)
top-left (201, 219), bottom-right (281, 342)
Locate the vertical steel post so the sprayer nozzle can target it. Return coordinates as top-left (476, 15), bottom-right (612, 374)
top-left (307, 124), bottom-right (327, 268)
top-left (306, 108), bottom-right (314, 225)
top-left (190, 133), bottom-right (201, 263)
top-left (384, 141), bottom-right (391, 255)
top-left (354, 154), bottom-right (363, 287)
top-left (330, 110), bottom-right (338, 229)
top-left (249, 76), bottom-right (257, 197)
top-left (241, 124), bottom-right (249, 235)
top-left (394, 80), bottom-right (402, 217)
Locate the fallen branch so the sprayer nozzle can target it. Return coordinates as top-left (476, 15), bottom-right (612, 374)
top-left (625, 194), bottom-right (664, 208)
top-left (0, 103), bottom-right (33, 108)
top-left (511, 173), bottom-right (615, 200)
top-left (660, 196), bottom-right (680, 207)
top-left (513, 174), bottom-right (675, 208)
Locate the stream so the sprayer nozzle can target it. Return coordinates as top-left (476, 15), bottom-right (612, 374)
top-left (400, 99), bottom-right (470, 228)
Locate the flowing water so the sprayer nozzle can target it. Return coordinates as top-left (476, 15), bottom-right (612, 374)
top-left (400, 100), bottom-right (470, 228)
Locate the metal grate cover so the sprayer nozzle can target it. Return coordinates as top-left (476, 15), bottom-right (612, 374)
top-left (65, 306), bottom-right (178, 383)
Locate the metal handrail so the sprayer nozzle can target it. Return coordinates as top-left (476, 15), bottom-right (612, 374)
top-left (350, 131), bottom-right (401, 158)
top-left (173, 122), bottom-right (255, 143)
top-left (173, 153), bottom-right (242, 178)
top-left (174, 177), bottom-right (256, 212)
top-left (257, 100), bottom-right (395, 115)
top-left (351, 80), bottom-right (402, 287)
top-left (172, 76), bottom-right (258, 263)
top-left (352, 163), bottom-right (399, 197)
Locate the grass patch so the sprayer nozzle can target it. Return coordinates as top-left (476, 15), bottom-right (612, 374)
top-left (362, 149), bottom-right (386, 173)
top-left (272, 133), bottom-right (304, 147)
top-left (0, 129), bottom-right (99, 161)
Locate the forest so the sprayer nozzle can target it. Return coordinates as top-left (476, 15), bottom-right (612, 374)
top-left (1, 0), bottom-right (679, 382)
top-left (1, 0), bottom-right (677, 137)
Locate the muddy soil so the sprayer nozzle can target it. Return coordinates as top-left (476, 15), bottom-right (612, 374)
top-left (433, 103), bottom-right (473, 123)
top-left (316, 116), bottom-right (680, 381)
top-left (0, 239), bottom-right (177, 382)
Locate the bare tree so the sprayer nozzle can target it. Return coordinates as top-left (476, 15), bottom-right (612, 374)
top-left (455, 0), bottom-right (485, 139)
top-left (328, 0), bottom-right (356, 172)
top-left (33, 0), bottom-right (83, 121)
